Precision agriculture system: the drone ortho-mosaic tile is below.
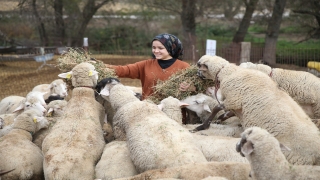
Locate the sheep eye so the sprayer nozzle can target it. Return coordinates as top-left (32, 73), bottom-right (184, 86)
top-left (194, 101), bottom-right (199, 104)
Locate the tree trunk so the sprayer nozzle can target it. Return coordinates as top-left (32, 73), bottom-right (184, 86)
top-left (32, 0), bottom-right (49, 46)
top-left (262, 0), bottom-right (287, 66)
top-left (232, 0), bottom-right (259, 43)
top-left (54, 0), bottom-right (65, 45)
top-left (180, 0), bottom-right (197, 63)
top-left (223, 0), bottom-right (242, 21)
top-left (70, 0), bottom-right (111, 47)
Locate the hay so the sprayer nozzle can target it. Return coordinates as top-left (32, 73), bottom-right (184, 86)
top-left (147, 65), bottom-right (215, 104)
top-left (56, 48), bottom-right (117, 89)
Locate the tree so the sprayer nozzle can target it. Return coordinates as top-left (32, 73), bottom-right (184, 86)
top-left (181, 0), bottom-right (197, 63)
top-left (19, 0), bottom-right (49, 46)
top-left (232, 0), bottom-right (259, 43)
top-left (292, 0), bottom-right (320, 40)
top-left (262, 0), bottom-right (287, 66)
top-left (18, 0), bottom-right (113, 47)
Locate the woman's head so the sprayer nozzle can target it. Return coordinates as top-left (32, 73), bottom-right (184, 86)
top-left (152, 33), bottom-right (183, 60)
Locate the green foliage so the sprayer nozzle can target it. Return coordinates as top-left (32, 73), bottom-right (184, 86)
top-left (248, 25), bottom-right (266, 33)
top-left (86, 25), bottom-right (150, 51)
top-left (196, 24), bottom-right (237, 37)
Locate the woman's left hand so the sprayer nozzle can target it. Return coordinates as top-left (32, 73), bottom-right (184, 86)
top-left (179, 81), bottom-right (196, 92)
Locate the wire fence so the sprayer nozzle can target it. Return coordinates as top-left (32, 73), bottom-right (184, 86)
top-left (1, 43), bottom-right (320, 99)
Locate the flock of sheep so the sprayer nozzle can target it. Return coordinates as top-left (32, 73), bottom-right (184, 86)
top-left (0, 55), bottom-right (320, 180)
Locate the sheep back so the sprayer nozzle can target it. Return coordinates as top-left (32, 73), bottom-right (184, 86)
top-left (113, 100), bottom-right (207, 173)
top-left (114, 161), bottom-right (251, 180)
top-left (42, 87), bottom-right (105, 180)
top-left (95, 141), bottom-right (138, 179)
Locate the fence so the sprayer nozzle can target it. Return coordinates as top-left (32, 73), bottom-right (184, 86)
top-left (1, 44), bottom-right (320, 100)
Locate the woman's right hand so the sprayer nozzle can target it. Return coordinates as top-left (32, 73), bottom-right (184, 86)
top-left (105, 64), bottom-right (115, 69)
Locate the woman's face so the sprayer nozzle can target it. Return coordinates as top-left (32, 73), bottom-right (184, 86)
top-left (152, 40), bottom-right (172, 60)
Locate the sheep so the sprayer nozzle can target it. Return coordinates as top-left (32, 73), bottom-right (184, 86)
top-left (32, 99), bottom-right (68, 149)
top-left (95, 78), bottom-right (141, 126)
top-left (0, 95), bottom-right (48, 138)
top-left (32, 79), bottom-right (68, 101)
top-left (184, 118), bottom-right (244, 138)
top-left (114, 161), bottom-right (251, 180)
top-left (0, 109), bottom-right (49, 180)
top-left (196, 55), bottom-right (320, 165)
top-left (192, 134), bottom-right (248, 163)
top-left (99, 77), bottom-right (208, 173)
top-left (236, 126), bottom-right (320, 180)
top-left (155, 96), bottom-right (246, 163)
top-left (157, 96), bottom-right (189, 124)
top-left (95, 141), bottom-right (138, 179)
top-left (0, 95), bottom-right (25, 115)
top-left (240, 61), bottom-right (320, 119)
top-left (180, 93), bottom-right (225, 122)
top-left (0, 91), bottom-right (47, 116)
top-left (157, 95), bottom-right (243, 138)
top-left (42, 62), bottom-right (106, 180)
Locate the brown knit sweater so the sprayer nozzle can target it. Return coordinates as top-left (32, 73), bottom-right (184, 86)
top-left (111, 59), bottom-right (190, 99)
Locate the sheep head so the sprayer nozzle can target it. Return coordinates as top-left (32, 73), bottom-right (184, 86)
top-left (13, 109), bottom-right (49, 135)
top-left (58, 62), bottom-right (99, 88)
top-left (49, 79), bottom-right (68, 98)
top-left (96, 77), bottom-right (120, 100)
top-left (197, 55), bottom-right (229, 80)
top-left (236, 127), bottom-right (291, 158)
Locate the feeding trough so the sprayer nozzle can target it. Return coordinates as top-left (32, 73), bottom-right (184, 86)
top-left (33, 52), bottom-right (55, 71)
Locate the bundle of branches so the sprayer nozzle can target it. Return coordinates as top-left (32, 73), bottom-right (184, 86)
top-left (147, 65), bottom-right (215, 104)
top-left (56, 48), bottom-right (117, 89)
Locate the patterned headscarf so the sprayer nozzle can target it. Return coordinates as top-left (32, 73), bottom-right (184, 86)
top-left (152, 33), bottom-right (183, 59)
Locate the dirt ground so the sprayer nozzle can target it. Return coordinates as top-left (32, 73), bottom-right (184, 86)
top-left (0, 54), bottom-right (309, 100)
top-left (0, 55), bottom-right (145, 99)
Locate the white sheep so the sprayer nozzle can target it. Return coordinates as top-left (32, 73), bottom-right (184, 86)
top-left (156, 96), bottom-right (246, 163)
top-left (32, 79), bottom-right (68, 101)
top-left (114, 161), bottom-right (251, 180)
top-left (42, 62), bottom-right (106, 180)
top-left (197, 55), bottom-right (320, 165)
top-left (95, 141), bottom-right (138, 179)
top-left (192, 134), bottom-right (248, 163)
top-left (184, 118), bottom-right (244, 138)
top-left (236, 126), bottom-right (320, 180)
top-left (240, 61), bottom-right (320, 119)
top-left (157, 95), bottom-right (243, 138)
top-left (32, 99), bottom-right (68, 149)
top-left (180, 93), bottom-right (224, 122)
top-left (95, 78), bottom-right (141, 126)
top-left (99, 77), bottom-right (208, 173)
top-left (157, 96), bottom-right (189, 124)
top-left (0, 95), bottom-right (50, 138)
top-left (0, 91), bottom-right (47, 116)
top-left (0, 109), bottom-right (49, 180)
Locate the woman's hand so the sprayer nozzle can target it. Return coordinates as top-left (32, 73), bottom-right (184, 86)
top-left (105, 64), bottom-right (115, 69)
top-left (179, 81), bottom-right (196, 92)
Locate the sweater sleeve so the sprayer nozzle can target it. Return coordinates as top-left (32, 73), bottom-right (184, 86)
top-left (112, 60), bottom-right (148, 79)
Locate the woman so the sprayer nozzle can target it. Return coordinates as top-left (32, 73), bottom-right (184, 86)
top-left (105, 33), bottom-right (195, 100)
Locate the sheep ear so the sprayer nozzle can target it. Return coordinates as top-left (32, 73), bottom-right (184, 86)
top-left (280, 143), bottom-right (291, 151)
top-left (58, 72), bottom-right (72, 79)
top-left (179, 102), bottom-right (189, 108)
top-left (203, 104), bottom-right (212, 113)
top-left (88, 70), bottom-right (98, 77)
top-left (47, 108), bottom-right (54, 117)
top-left (12, 102), bottom-right (25, 113)
top-left (241, 140), bottom-right (254, 156)
top-left (157, 104), bottom-right (163, 111)
top-left (100, 87), bottom-right (110, 97)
